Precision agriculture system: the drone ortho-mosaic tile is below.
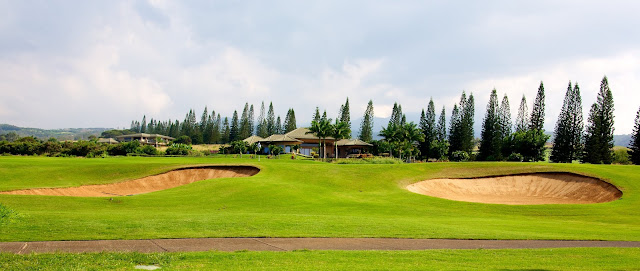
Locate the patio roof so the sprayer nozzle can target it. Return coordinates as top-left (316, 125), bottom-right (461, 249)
top-left (336, 139), bottom-right (373, 147)
top-left (260, 134), bottom-right (303, 144)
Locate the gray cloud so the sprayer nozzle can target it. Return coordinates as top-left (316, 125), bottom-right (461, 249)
top-left (0, 0), bottom-right (638, 134)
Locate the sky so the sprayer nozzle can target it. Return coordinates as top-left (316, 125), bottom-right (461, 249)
top-left (1, 0), bottom-right (639, 134)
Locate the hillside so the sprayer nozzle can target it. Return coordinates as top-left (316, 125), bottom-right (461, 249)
top-left (0, 124), bottom-right (111, 141)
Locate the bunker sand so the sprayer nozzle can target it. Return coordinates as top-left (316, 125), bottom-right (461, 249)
top-left (407, 172), bottom-right (622, 205)
top-left (0, 166), bottom-right (259, 197)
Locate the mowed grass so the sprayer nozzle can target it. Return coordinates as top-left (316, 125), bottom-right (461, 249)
top-left (2, 248), bottom-right (639, 270)
top-left (0, 156), bottom-right (639, 241)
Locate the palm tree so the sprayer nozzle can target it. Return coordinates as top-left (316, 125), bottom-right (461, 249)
top-left (332, 120), bottom-right (351, 159)
top-left (379, 124), bottom-right (399, 158)
top-left (307, 118), bottom-right (333, 160)
top-left (399, 122), bottom-right (424, 162)
top-left (231, 140), bottom-right (248, 158)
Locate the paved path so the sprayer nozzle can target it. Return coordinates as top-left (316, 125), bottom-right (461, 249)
top-left (1, 238), bottom-right (639, 254)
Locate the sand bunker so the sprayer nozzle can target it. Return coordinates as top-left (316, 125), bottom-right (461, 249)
top-left (0, 166), bottom-right (259, 197)
top-left (407, 172), bottom-right (622, 205)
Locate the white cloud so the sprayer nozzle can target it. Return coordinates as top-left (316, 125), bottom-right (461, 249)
top-left (464, 51), bottom-right (640, 134)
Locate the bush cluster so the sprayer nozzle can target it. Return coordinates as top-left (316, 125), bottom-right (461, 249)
top-left (0, 137), bottom-right (163, 157)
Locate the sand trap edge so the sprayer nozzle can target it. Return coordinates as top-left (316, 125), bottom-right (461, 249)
top-left (406, 171), bottom-right (623, 205)
top-left (0, 165), bottom-right (260, 197)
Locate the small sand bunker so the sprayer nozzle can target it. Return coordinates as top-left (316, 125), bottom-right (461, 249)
top-left (0, 166), bottom-right (259, 197)
top-left (407, 172), bottom-right (622, 205)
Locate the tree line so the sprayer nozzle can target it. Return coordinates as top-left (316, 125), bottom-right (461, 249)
top-left (116, 75), bottom-right (640, 164)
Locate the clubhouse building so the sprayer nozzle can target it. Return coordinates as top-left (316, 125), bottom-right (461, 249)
top-left (243, 127), bottom-right (372, 158)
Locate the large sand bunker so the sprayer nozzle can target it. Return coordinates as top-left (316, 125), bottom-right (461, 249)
top-left (0, 166), bottom-right (259, 197)
top-left (407, 172), bottom-right (622, 205)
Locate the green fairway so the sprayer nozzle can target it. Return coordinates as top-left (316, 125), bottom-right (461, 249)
top-left (2, 248), bottom-right (639, 270)
top-left (0, 156), bottom-right (639, 242)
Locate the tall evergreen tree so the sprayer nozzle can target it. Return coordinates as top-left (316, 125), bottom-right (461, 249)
top-left (275, 116), bottom-right (282, 134)
top-left (582, 76), bottom-right (615, 164)
top-left (530, 81), bottom-right (546, 131)
top-left (499, 94), bottom-right (512, 138)
top-left (551, 82), bottom-right (583, 163)
top-left (256, 102), bottom-right (268, 137)
top-left (204, 114), bottom-right (214, 144)
top-left (419, 99), bottom-right (437, 159)
top-left (449, 91), bottom-right (474, 155)
top-left (359, 100), bottom-right (374, 142)
top-left (140, 115), bottom-right (147, 133)
top-left (230, 110), bottom-right (240, 142)
top-left (239, 103), bottom-right (251, 139)
top-left (200, 107), bottom-right (208, 135)
top-left (478, 89), bottom-right (502, 160)
top-left (220, 117), bottom-right (230, 143)
top-left (339, 98), bottom-right (351, 130)
top-left (266, 102), bottom-right (276, 135)
top-left (283, 108), bottom-right (297, 133)
top-left (313, 107), bottom-right (321, 123)
top-left (248, 105), bottom-right (255, 136)
top-left (461, 93), bottom-right (475, 154)
top-left (630, 107), bottom-right (640, 165)
top-left (213, 114), bottom-right (222, 143)
top-left (437, 106), bottom-right (447, 142)
top-left (448, 104), bottom-right (460, 154)
top-left (515, 95), bottom-right (529, 133)
top-left (389, 102), bottom-right (403, 128)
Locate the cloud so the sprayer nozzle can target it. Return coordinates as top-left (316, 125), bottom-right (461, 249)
top-left (1, 0), bottom-right (639, 135)
top-left (464, 50), bottom-right (640, 134)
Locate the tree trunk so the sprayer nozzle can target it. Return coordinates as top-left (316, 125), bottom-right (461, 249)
top-left (323, 138), bottom-right (327, 160)
top-left (335, 140), bottom-right (339, 159)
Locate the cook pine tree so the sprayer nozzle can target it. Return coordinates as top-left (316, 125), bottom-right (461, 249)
top-left (629, 107), bottom-right (640, 165)
top-left (551, 82), bottom-right (583, 163)
top-left (582, 76), bottom-right (615, 164)
top-left (359, 100), bottom-right (374, 142)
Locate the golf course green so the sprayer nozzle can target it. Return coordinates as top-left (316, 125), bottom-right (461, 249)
top-left (1, 156), bottom-right (639, 269)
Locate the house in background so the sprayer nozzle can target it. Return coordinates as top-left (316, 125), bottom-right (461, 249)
top-left (259, 134), bottom-right (302, 154)
top-left (243, 127), bottom-right (372, 158)
top-left (115, 133), bottom-right (175, 147)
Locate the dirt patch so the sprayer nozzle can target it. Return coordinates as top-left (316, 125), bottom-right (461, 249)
top-left (406, 172), bottom-right (622, 205)
top-left (0, 166), bottom-right (259, 197)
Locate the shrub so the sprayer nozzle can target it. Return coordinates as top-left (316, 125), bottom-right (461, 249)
top-left (507, 153), bottom-right (524, 162)
top-left (613, 148), bottom-right (631, 165)
top-left (140, 145), bottom-right (158, 155)
top-left (166, 144), bottom-right (192, 156)
top-left (450, 151), bottom-right (470, 162)
top-left (121, 141), bottom-right (142, 154)
top-left (172, 135), bottom-right (192, 145)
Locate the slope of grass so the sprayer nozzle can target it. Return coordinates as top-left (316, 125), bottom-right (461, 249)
top-left (2, 248), bottom-right (639, 270)
top-left (0, 156), bottom-right (639, 241)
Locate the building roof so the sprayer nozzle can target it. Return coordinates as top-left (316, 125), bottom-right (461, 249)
top-left (114, 133), bottom-right (175, 140)
top-left (243, 135), bottom-right (264, 145)
top-left (97, 138), bottom-right (119, 144)
top-left (336, 139), bottom-right (373, 147)
top-left (260, 134), bottom-right (303, 144)
top-left (285, 127), bottom-right (335, 140)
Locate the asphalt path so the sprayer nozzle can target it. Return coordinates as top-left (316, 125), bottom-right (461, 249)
top-left (1, 238), bottom-right (639, 254)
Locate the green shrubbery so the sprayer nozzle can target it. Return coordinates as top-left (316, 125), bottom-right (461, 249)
top-left (0, 136), bottom-right (165, 158)
top-left (165, 144), bottom-right (193, 156)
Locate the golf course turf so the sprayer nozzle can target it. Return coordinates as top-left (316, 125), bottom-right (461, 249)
top-left (1, 156), bottom-right (639, 269)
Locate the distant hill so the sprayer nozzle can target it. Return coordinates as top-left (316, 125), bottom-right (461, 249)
top-left (614, 134), bottom-right (632, 147)
top-left (0, 124), bottom-right (111, 141)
